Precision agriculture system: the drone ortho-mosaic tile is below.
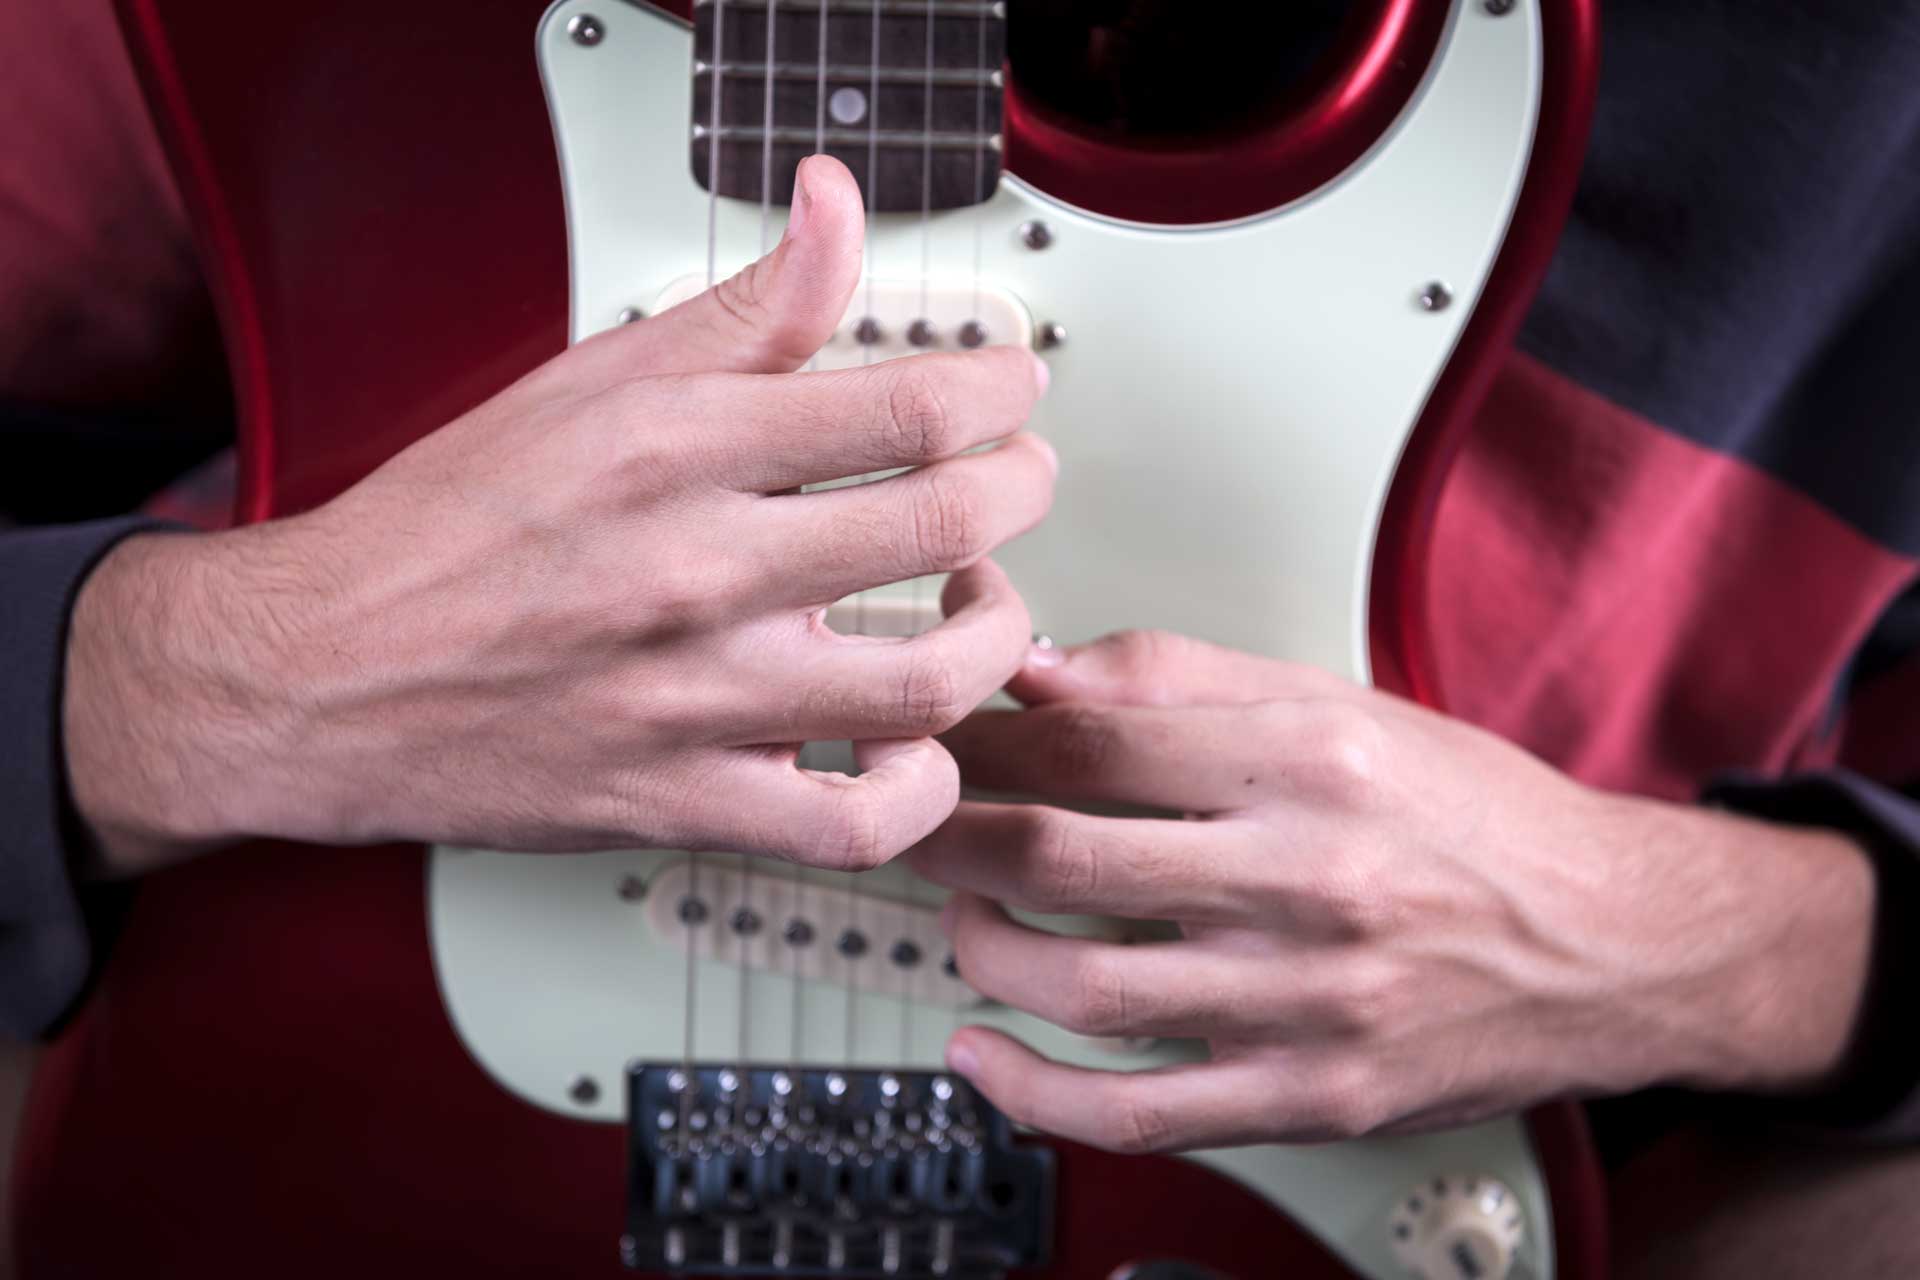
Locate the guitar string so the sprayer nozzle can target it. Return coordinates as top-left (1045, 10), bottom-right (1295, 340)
top-left (897, 0), bottom-right (942, 1070)
top-left (785, 0), bottom-right (833, 1082)
top-left (842, 0), bottom-right (887, 1071)
top-left (948, 0), bottom-right (993, 1061)
top-left (724, 0), bottom-right (781, 1129)
top-left (682, 0), bottom-right (730, 1150)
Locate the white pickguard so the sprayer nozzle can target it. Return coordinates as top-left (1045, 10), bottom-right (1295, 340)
top-left (430, 2), bottom-right (1551, 1276)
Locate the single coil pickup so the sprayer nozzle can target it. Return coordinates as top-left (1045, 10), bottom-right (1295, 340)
top-left (627, 1065), bottom-right (1051, 1277)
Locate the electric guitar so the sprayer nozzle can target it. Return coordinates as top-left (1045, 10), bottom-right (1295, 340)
top-left (17, 1), bottom-right (1601, 1276)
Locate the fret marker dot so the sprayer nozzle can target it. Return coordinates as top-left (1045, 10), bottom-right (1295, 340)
top-left (829, 86), bottom-right (869, 126)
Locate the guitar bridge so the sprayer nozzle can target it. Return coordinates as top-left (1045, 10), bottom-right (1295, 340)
top-left (624, 1064), bottom-right (1053, 1277)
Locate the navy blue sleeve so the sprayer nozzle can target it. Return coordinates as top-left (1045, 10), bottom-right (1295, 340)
top-left (1709, 771), bottom-right (1920, 1139)
top-left (1, 517), bottom-right (168, 1038)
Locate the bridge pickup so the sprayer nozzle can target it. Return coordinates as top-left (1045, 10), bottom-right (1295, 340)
top-left (624, 1064), bottom-right (1053, 1277)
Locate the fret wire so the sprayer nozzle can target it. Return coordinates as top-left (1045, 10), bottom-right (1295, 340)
top-left (694, 124), bottom-right (1001, 150)
top-left (696, 0), bottom-right (1002, 13)
top-left (695, 60), bottom-right (1000, 87)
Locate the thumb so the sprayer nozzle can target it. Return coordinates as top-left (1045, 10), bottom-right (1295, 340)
top-left (579, 153), bottom-right (865, 378)
top-left (1005, 629), bottom-right (1348, 709)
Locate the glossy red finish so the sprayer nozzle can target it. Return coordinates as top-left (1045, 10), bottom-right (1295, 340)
top-left (14, 0), bottom-right (1605, 1275)
top-left (1003, 0), bottom-right (1453, 225)
top-left (1366, 0), bottom-right (1604, 710)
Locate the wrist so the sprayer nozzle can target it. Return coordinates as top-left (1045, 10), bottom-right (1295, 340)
top-left (1615, 794), bottom-right (1877, 1096)
top-left (61, 524), bottom-right (320, 876)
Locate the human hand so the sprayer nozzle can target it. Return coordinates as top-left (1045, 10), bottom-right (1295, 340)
top-left (911, 632), bottom-right (1875, 1152)
top-left (64, 156), bottom-right (1054, 876)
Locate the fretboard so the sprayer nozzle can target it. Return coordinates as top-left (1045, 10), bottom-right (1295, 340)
top-left (690, 0), bottom-right (1008, 213)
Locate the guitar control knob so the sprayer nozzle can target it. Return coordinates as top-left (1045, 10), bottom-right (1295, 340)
top-left (1388, 1174), bottom-right (1523, 1280)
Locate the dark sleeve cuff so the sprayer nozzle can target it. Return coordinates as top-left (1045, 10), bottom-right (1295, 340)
top-left (1707, 770), bottom-right (1920, 1140)
top-left (1, 517), bottom-right (171, 1038)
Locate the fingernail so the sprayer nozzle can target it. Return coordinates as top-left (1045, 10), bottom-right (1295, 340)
top-left (1031, 353), bottom-right (1051, 397)
top-left (938, 899), bottom-right (957, 934)
top-left (1027, 633), bottom-right (1066, 668)
top-left (946, 1039), bottom-right (980, 1078)
top-left (1033, 435), bottom-right (1059, 477)
top-left (787, 160), bottom-right (814, 241)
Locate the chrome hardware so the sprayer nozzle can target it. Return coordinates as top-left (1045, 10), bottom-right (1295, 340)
top-left (783, 917), bottom-right (814, 947)
top-left (837, 928), bottom-right (869, 959)
top-left (677, 895), bottom-right (709, 925)
top-left (570, 1075), bottom-right (601, 1105)
top-left (617, 305), bottom-right (643, 324)
top-left (1485, 0), bottom-right (1516, 13)
top-left (890, 939), bottom-right (923, 968)
top-left (729, 906), bottom-right (763, 937)
top-left (1019, 220), bottom-right (1054, 251)
top-left (1418, 281), bottom-right (1454, 312)
top-left (617, 875), bottom-right (646, 901)
top-left (567, 13), bottom-right (604, 45)
top-left (907, 318), bottom-right (937, 347)
top-left (958, 319), bottom-right (988, 348)
top-left (1037, 321), bottom-right (1068, 350)
top-left (855, 316), bottom-right (884, 345)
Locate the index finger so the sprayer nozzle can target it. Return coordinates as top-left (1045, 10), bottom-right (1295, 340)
top-left (663, 345), bottom-right (1049, 493)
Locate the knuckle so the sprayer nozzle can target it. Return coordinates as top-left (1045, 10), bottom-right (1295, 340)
top-left (1103, 1091), bottom-right (1178, 1155)
top-left (910, 468), bottom-right (989, 569)
top-left (1302, 853), bottom-right (1395, 941)
top-left (814, 788), bottom-right (892, 872)
top-left (712, 259), bottom-right (772, 330)
top-left (1294, 1062), bottom-right (1385, 1140)
top-left (1300, 700), bottom-right (1391, 808)
top-left (1314, 960), bottom-right (1403, 1036)
top-left (1109, 629), bottom-right (1185, 688)
top-left (881, 367), bottom-right (956, 462)
top-left (896, 649), bottom-right (968, 735)
top-left (1024, 809), bottom-right (1100, 912)
top-left (1066, 951), bottom-right (1130, 1037)
top-left (1040, 706), bottom-right (1120, 782)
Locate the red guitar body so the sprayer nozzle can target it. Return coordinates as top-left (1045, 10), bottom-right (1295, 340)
top-left (14, 1), bottom-right (1606, 1275)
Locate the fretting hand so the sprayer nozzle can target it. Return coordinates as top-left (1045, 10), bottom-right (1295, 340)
top-left (64, 156), bottom-right (1054, 875)
top-left (911, 631), bottom-right (1876, 1153)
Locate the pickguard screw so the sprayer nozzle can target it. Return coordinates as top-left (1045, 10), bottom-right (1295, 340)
top-left (907, 319), bottom-right (937, 348)
top-left (617, 875), bottom-right (647, 902)
top-left (1018, 220), bottom-right (1053, 251)
top-left (1037, 321), bottom-right (1068, 350)
top-left (618, 305), bottom-right (643, 324)
top-left (570, 1075), bottom-right (601, 1105)
top-left (567, 13), bottom-right (604, 45)
top-left (1417, 281), bottom-right (1454, 312)
top-left (958, 320), bottom-right (988, 349)
top-left (678, 895), bottom-right (710, 926)
top-left (1484, 0), bottom-right (1515, 13)
top-left (855, 316), bottom-right (883, 345)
